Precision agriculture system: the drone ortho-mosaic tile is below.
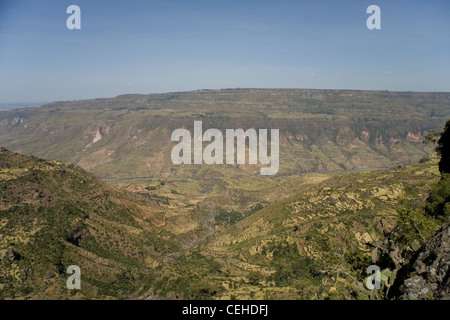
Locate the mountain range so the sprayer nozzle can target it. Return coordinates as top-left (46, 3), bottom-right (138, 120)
top-left (0, 89), bottom-right (449, 300)
top-left (0, 89), bottom-right (448, 179)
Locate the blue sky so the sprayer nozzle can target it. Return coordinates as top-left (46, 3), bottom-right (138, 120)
top-left (0, 0), bottom-right (449, 103)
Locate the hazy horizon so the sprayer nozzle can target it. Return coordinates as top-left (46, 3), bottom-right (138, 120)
top-left (3, 86), bottom-right (450, 106)
top-left (1, 0), bottom-right (449, 103)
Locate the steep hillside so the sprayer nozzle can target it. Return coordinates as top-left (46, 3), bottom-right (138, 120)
top-left (399, 221), bottom-right (450, 300)
top-left (0, 147), bottom-right (444, 300)
top-left (0, 89), bottom-right (448, 179)
top-left (0, 148), bottom-right (178, 299)
top-left (142, 158), bottom-right (443, 299)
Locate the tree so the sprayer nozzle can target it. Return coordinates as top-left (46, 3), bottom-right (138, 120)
top-left (247, 271), bottom-right (263, 286)
top-left (424, 119), bottom-right (450, 218)
top-left (437, 119), bottom-right (450, 175)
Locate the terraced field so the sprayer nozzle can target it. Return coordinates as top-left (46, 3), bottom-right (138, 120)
top-left (135, 156), bottom-right (443, 300)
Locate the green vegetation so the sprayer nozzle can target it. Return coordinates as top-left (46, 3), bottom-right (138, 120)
top-left (0, 148), bottom-right (179, 299)
top-left (354, 121), bottom-right (450, 299)
top-left (145, 155), bottom-right (442, 300)
top-left (0, 144), bottom-right (446, 300)
top-left (437, 119), bottom-right (450, 174)
top-left (0, 89), bottom-right (449, 300)
top-left (214, 209), bottom-right (243, 225)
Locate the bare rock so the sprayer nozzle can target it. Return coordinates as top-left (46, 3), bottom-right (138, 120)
top-left (400, 221), bottom-right (450, 300)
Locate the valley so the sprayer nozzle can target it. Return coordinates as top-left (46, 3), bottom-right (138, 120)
top-left (0, 89), bottom-right (448, 179)
top-left (0, 89), bottom-right (449, 300)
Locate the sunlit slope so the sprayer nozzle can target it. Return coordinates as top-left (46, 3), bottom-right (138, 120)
top-left (158, 159), bottom-right (441, 299)
top-left (0, 89), bottom-right (448, 179)
top-left (0, 147), bottom-right (443, 300)
top-left (0, 148), bottom-right (178, 299)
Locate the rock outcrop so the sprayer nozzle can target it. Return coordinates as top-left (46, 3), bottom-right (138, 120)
top-left (400, 221), bottom-right (450, 300)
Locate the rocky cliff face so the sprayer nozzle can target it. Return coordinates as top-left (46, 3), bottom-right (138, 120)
top-left (0, 89), bottom-right (448, 179)
top-left (400, 221), bottom-right (450, 300)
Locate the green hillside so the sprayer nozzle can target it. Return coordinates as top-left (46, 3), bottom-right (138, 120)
top-left (148, 157), bottom-right (443, 299)
top-left (1, 89), bottom-right (449, 300)
top-left (0, 147), bottom-right (446, 300)
top-left (0, 148), bottom-right (178, 299)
